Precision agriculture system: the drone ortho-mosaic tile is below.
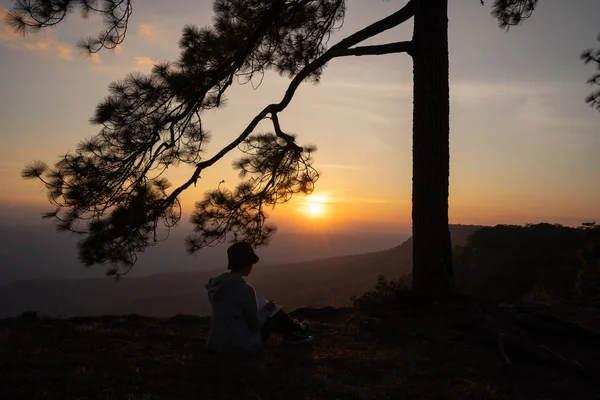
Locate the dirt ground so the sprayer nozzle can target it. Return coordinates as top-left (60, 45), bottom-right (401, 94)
top-left (1, 303), bottom-right (599, 400)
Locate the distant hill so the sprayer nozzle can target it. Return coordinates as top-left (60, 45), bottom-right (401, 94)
top-left (0, 224), bottom-right (408, 285)
top-left (0, 225), bottom-right (483, 318)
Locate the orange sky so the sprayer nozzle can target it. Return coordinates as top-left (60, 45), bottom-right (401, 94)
top-left (1, 0), bottom-right (599, 233)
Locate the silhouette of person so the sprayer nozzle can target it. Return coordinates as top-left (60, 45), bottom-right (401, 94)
top-left (205, 242), bottom-right (312, 355)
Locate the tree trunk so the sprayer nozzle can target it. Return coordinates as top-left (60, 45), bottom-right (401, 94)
top-left (411, 0), bottom-right (454, 295)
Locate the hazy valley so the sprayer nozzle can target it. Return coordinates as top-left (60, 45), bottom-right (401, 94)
top-left (0, 225), bottom-right (481, 318)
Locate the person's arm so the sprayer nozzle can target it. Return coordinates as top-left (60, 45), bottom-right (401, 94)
top-left (241, 285), bottom-right (262, 332)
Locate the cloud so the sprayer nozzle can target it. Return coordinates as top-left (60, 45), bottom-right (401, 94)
top-left (138, 23), bottom-right (160, 42)
top-left (89, 53), bottom-right (102, 63)
top-left (450, 80), bottom-right (598, 136)
top-left (87, 55), bottom-right (158, 76)
top-left (322, 81), bottom-right (412, 94)
top-left (291, 194), bottom-right (389, 205)
top-left (134, 56), bottom-right (156, 66)
top-left (89, 53), bottom-right (121, 74)
top-left (0, 6), bottom-right (73, 60)
top-left (317, 164), bottom-right (365, 171)
top-left (316, 103), bottom-right (395, 126)
top-left (132, 56), bottom-right (158, 73)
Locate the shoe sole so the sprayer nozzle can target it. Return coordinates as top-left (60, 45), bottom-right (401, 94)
top-left (284, 336), bottom-right (314, 345)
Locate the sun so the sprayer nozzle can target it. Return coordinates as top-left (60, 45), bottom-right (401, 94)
top-left (302, 195), bottom-right (329, 218)
top-left (307, 202), bottom-right (324, 217)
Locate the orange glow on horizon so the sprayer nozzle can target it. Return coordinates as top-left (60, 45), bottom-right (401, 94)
top-left (6, 182), bottom-right (597, 233)
top-left (301, 195), bottom-right (330, 218)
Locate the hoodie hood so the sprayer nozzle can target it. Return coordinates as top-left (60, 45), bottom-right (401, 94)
top-left (206, 272), bottom-right (243, 302)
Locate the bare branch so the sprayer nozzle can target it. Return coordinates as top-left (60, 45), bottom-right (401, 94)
top-left (161, 0), bottom-right (416, 211)
top-left (271, 113), bottom-right (301, 148)
top-left (22, 0), bottom-right (416, 273)
top-left (336, 41), bottom-right (413, 57)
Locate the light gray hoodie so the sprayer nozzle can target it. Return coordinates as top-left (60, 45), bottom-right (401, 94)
top-left (204, 272), bottom-right (269, 355)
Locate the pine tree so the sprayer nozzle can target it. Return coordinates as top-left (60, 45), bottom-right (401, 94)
top-left (581, 34), bottom-right (600, 112)
top-left (9, 0), bottom-right (584, 293)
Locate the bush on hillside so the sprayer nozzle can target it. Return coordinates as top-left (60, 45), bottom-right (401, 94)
top-left (575, 223), bottom-right (600, 301)
top-left (351, 274), bottom-right (412, 309)
top-left (575, 265), bottom-right (600, 302)
top-left (522, 283), bottom-right (554, 305)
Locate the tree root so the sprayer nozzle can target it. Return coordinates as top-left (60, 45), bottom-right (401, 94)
top-left (455, 301), bottom-right (596, 376)
top-left (497, 333), bottom-right (511, 365)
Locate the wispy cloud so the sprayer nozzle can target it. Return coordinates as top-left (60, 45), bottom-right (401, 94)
top-left (0, 6), bottom-right (73, 61)
top-left (451, 80), bottom-right (597, 135)
top-left (138, 23), bottom-right (161, 42)
top-left (134, 56), bottom-right (156, 66)
top-left (88, 55), bottom-right (158, 76)
top-left (133, 55), bottom-right (159, 73)
top-left (292, 193), bottom-right (389, 205)
top-left (89, 53), bottom-right (122, 74)
top-left (321, 81), bottom-right (412, 93)
top-left (89, 53), bottom-right (102, 64)
top-left (316, 163), bottom-right (365, 171)
top-left (316, 103), bottom-right (395, 126)
top-left (325, 197), bottom-right (390, 204)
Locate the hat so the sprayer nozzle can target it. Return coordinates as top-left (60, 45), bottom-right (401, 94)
top-left (227, 242), bottom-right (260, 269)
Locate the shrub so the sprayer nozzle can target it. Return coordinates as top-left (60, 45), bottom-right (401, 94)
top-left (575, 265), bottom-right (600, 302)
top-left (351, 274), bottom-right (412, 309)
top-left (522, 284), bottom-right (553, 305)
top-left (575, 223), bottom-right (600, 301)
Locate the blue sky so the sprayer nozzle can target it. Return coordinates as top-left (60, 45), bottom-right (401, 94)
top-left (0, 0), bottom-right (599, 232)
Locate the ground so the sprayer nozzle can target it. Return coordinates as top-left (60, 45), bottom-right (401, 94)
top-left (1, 302), bottom-right (599, 400)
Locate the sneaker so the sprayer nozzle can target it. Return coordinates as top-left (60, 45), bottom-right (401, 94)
top-left (294, 319), bottom-right (311, 334)
top-left (283, 332), bottom-right (314, 345)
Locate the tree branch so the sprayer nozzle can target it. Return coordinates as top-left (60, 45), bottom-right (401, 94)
top-left (157, 0), bottom-right (416, 216)
top-left (331, 0), bottom-right (414, 50)
top-left (336, 41), bottom-right (413, 57)
top-left (271, 113), bottom-right (301, 149)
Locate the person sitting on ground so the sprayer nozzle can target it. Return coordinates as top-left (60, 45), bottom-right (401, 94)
top-left (205, 241), bottom-right (313, 355)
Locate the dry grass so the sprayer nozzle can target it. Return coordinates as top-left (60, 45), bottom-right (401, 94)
top-left (1, 305), bottom-right (598, 400)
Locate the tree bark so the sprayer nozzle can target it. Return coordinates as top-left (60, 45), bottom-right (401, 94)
top-left (411, 0), bottom-right (454, 295)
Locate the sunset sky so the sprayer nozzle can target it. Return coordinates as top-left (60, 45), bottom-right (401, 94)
top-left (1, 0), bottom-right (599, 234)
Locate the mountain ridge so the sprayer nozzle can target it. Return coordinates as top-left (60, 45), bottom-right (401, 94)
top-left (0, 224), bottom-right (483, 318)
